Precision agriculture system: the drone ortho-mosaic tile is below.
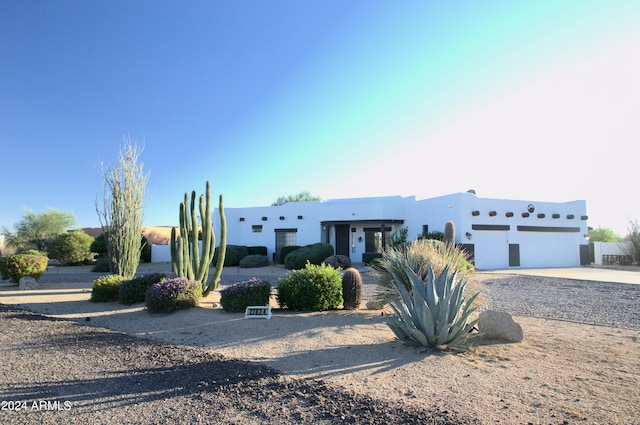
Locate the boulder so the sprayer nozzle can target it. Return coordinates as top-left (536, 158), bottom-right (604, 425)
top-left (478, 310), bottom-right (523, 342)
top-left (19, 276), bottom-right (40, 290)
top-left (365, 300), bottom-right (384, 310)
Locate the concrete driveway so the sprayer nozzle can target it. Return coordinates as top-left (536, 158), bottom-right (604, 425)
top-left (482, 266), bottom-right (640, 285)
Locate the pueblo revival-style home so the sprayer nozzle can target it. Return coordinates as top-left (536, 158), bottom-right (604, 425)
top-left (196, 190), bottom-right (588, 270)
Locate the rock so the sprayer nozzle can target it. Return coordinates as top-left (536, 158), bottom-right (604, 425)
top-left (366, 300), bottom-right (384, 310)
top-left (478, 310), bottom-right (523, 342)
top-left (19, 276), bottom-right (40, 290)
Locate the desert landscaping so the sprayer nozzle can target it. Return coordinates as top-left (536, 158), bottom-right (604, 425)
top-left (1, 263), bottom-right (639, 424)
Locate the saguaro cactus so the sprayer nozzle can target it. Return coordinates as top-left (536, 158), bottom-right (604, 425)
top-left (342, 267), bottom-right (363, 310)
top-left (444, 221), bottom-right (456, 246)
top-left (170, 181), bottom-right (226, 296)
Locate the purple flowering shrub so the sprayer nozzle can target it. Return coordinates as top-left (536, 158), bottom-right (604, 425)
top-left (145, 277), bottom-right (202, 313)
top-left (220, 278), bottom-right (271, 313)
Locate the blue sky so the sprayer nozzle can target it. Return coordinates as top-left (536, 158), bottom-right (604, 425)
top-left (1, 1), bottom-right (639, 235)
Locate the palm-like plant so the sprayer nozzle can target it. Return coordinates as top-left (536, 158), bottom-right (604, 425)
top-left (386, 264), bottom-right (479, 352)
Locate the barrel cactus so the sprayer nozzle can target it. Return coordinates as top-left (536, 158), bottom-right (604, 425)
top-left (342, 267), bottom-right (362, 310)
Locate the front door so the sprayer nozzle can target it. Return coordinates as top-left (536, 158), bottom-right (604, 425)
top-left (335, 224), bottom-right (350, 257)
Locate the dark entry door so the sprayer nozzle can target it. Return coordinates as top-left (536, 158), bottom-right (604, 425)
top-left (335, 225), bottom-right (350, 257)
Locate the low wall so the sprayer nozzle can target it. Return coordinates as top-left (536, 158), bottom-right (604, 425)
top-left (591, 241), bottom-right (631, 265)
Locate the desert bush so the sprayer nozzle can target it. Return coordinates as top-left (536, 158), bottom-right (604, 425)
top-left (220, 278), bottom-right (271, 312)
top-left (90, 274), bottom-right (126, 302)
top-left (418, 230), bottom-right (445, 242)
top-left (278, 245), bottom-right (300, 264)
top-left (91, 256), bottom-right (111, 272)
top-left (0, 252), bottom-right (48, 282)
top-left (284, 243), bottom-right (334, 270)
top-left (214, 245), bottom-right (249, 267)
top-left (118, 273), bottom-right (167, 305)
top-left (386, 264), bottom-right (479, 352)
top-left (374, 239), bottom-right (475, 306)
top-left (47, 230), bottom-right (95, 265)
top-left (146, 277), bottom-right (202, 313)
top-left (239, 254), bottom-right (270, 268)
top-left (323, 254), bottom-right (351, 269)
top-left (276, 262), bottom-right (342, 311)
top-left (247, 246), bottom-right (268, 256)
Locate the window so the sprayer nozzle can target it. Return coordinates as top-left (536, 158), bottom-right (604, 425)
top-left (252, 225), bottom-right (263, 233)
top-left (364, 226), bottom-right (391, 253)
top-left (275, 228), bottom-right (297, 252)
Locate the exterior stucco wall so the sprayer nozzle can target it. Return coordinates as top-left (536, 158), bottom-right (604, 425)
top-left (149, 192), bottom-right (589, 270)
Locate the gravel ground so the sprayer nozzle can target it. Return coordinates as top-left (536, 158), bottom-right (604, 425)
top-left (1, 269), bottom-right (639, 424)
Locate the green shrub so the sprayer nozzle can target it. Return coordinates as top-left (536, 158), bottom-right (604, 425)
top-left (276, 262), bottom-right (342, 311)
top-left (247, 246), bottom-right (268, 256)
top-left (323, 254), bottom-right (351, 269)
top-left (91, 232), bottom-right (151, 262)
top-left (145, 277), bottom-right (202, 313)
top-left (214, 244), bottom-right (249, 267)
top-left (118, 273), bottom-right (167, 305)
top-left (0, 252), bottom-right (49, 282)
top-left (47, 230), bottom-right (95, 265)
top-left (90, 274), bottom-right (126, 302)
top-left (278, 245), bottom-right (300, 264)
top-left (220, 278), bottom-right (271, 312)
top-left (363, 253), bottom-right (383, 264)
top-left (284, 243), bottom-right (334, 270)
top-left (91, 256), bottom-right (111, 272)
top-left (239, 254), bottom-right (270, 268)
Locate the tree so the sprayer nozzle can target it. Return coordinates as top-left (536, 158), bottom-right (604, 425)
top-left (271, 191), bottom-right (322, 206)
top-left (47, 230), bottom-right (96, 265)
top-left (96, 137), bottom-right (149, 279)
top-left (2, 208), bottom-right (76, 252)
top-left (588, 227), bottom-right (621, 242)
top-left (624, 219), bottom-right (640, 264)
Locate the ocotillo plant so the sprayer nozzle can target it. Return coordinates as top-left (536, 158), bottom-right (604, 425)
top-left (170, 181), bottom-right (226, 296)
top-left (444, 221), bottom-right (456, 246)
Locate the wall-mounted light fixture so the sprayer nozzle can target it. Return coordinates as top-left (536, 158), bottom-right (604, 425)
top-left (357, 236), bottom-right (363, 243)
top-left (465, 232), bottom-right (472, 240)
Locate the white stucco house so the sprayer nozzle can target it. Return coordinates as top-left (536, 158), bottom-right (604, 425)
top-left (208, 191), bottom-right (590, 270)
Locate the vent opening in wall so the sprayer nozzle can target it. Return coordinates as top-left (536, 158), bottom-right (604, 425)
top-left (471, 210), bottom-right (480, 216)
top-left (522, 212), bottom-right (530, 218)
top-left (297, 215), bottom-right (303, 220)
top-left (505, 212), bottom-right (514, 217)
top-left (537, 213), bottom-right (545, 219)
top-left (261, 217), bottom-right (268, 221)
top-left (279, 216), bottom-right (285, 220)
top-left (239, 217), bottom-right (245, 222)
top-left (552, 213), bottom-right (560, 219)
top-left (567, 214), bottom-right (575, 219)
top-left (581, 215), bottom-right (589, 220)
top-left (489, 211), bottom-right (497, 217)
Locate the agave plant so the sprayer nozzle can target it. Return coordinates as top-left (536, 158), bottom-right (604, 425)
top-left (386, 263), bottom-right (479, 352)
